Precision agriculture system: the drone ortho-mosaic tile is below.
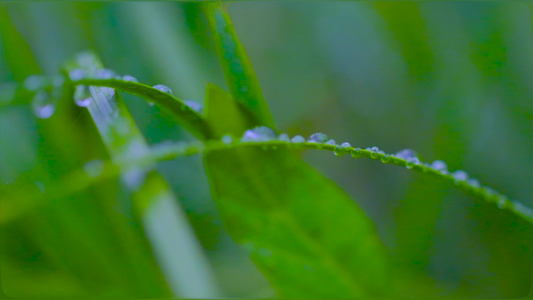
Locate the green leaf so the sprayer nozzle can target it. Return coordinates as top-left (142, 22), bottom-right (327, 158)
top-left (69, 77), bottom-right (211, 140)
top-left (64, 51), bottom-right (219, 298)
top-left (204, 83), bottom-right (250, 138)
top-left (201, 5), bottom-right (389, 296)
top-left (203, 3), bottom-right (275, 131)
top-left (202, 86), bottom-right (389, 296)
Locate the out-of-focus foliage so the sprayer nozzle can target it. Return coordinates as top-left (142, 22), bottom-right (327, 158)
top-left (0, 1), bottom-right (532, 299)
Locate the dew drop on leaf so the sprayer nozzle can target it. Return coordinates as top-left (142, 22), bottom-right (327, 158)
top-left (325, 139), bottom-right (336, 146)
top-left (153, 84), bottom-right (173, 95)
top-left (184, 100), bottom-right (204, 114)
top-left (308, 133), bottom-right (328, 143)
top-left (222, 135), bottom-right (233, 145)
top-left (32, 90), bottom-right (55, 119)
top-left (122, 75), bottom-right (138, 82)
top-left (69, 69), bottom-right (86, 81)
top-left (452, 170), bottom-right (468, 182)
top-left (74, 85), bottom-right (92, 107)
top-left (278, 133), bottom-right (290, 142)
top-left (351, 147), bottom-right (362, 158)
top-left (241, 126), bottom-right (277, 142)
top-left (395, 149), bottom-right (417, 160)
top-left (23, 75), bottom-right (48, 91)
top-left (497, 199), bottom-right (506, 209)
top-left (334, 142), bottom-right (351, 157)
top-left (381, 154), bottom-right (391, 163)
top-left (95, 69), bottom-right (116, 79)
top-left (430, 160), bottom-right (448, 172)
top-left (291, 135), bottom-right (305, 143)
top-left (468, 178), bottom-right (480, 188)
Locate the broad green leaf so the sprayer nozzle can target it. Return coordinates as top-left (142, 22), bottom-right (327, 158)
top-left (202, 85), bottom-right (390, 297)
top-left (201, 5), bottom-right (390, 296)
top-left (203, 3), bottom-right (275, 131)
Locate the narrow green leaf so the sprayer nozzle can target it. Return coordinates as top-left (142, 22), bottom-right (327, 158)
top-left (203, 3), bottom-right (275, 131)
top-left (0, 6), bottom-right (41, 81)
top-left (69, 77), bottom-right (211, 140)
top-left (64, 51), bottom-right (219, 298)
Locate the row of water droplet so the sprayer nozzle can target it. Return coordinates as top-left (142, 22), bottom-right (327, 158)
top-left (68, 69), bottom-right (204, 113)
top-left (221, 126), bottom-right (510, 207)
top-left (23, 70), bottom-right (204, 119)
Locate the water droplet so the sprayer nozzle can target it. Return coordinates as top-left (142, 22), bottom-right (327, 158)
top-left (84, 159), bottom-right (104, 178)
top-left (334, 142), bottom-right (351, 157)
top-left (395, 149), bottom-right (417, 160)
top-left (278, 133), bottom-right (290, 142)
top-left (497, 199), bottom-right (506, 209)
top-left (430, 160), bottom-right (448, 172)
top-left (484, 187), bottom-right (496, 197)
top-left (95, 69), bottom-right (116, 79)
top-left (467, 178), bottom-right (480, 188)
top-left (222, 135), bottom-right (233, 145)
top-left (24, 75), bottom-right (48, 91)
top-left (184, 100), bottom-right (204, 114)
top-left (242, 126), bottom-right (277, 142)
top-left (325, 139), bottom-right (336, 146)
top-left (366, 146), bottom-right (380, 152)
top-left (69, 69), bottom-right (86, 81)
top-left (351, 148), bottom-right (362, 158)
top-left (452, 170), bottom-right (468, 182)
top-left (148, 102), bottom-right (155, 107)
top-left (153, 84), bottom-right (173, 94)
top-left (381, 154), bottom-right (391, 163)
top-left (74, 85), bottom-right (92, 107)
top-left (308, 133), bottom-right (328, 143)
top-left (122, 75), bottom-right (138, 82)
top-left (122, 168), bottom-right (146, 190)
top-left (32, 91), bottom-right (55, 119)
top-left (291, 135), bottom-right (305, 143)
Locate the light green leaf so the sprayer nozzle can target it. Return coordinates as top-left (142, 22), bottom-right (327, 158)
top-left (64, 51), bottom-right (219, 298)
top-left (203, 3), bottom-right (275, 131)
top-left (201, 82), bottom-right (389, 296)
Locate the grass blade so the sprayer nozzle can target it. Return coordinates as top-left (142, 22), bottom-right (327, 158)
top-left (203, 3), bottom-right (275, 131)
top-left (70, 77), bottom-right (210, 140)
top-left (64, 51), bottom-right (219, 298)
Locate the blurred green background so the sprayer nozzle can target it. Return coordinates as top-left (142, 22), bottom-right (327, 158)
top-left (0, 1), bottom-right (532, 298)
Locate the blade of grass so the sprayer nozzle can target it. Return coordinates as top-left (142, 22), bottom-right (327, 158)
top-left (203, 3), bottom-right (275, 132)
top-left (70, 77), bottom-right (211, 140)
top-left (202, 6), bottom-right (389, 296)
top-left (0, 10), bottom-right (163, 298)
top-left (64, 51), bottom-right (220, 298)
